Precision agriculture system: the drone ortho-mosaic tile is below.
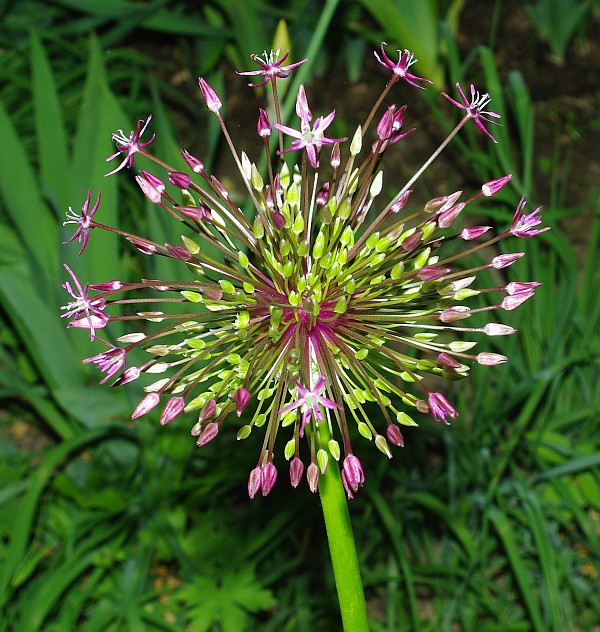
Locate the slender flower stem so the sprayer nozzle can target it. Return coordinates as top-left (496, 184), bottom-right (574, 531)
top-left (318, 424), bottom-right (369, 632)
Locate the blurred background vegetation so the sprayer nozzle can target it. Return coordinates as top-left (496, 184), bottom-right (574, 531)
top-left (0, 0), bottom-right (599, 630)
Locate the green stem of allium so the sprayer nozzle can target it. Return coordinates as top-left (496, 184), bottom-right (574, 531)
top-left (318, 425), bottom-right (369, 632)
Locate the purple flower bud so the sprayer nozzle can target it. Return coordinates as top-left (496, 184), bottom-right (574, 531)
top-left (418, 266), bottom-right (452, 281)
top-left (89, 280), bottom-right (123, 292)
top-left (126, 236), bottom-right (158, 255)
top-left (437, 352), bottom-right (462, 368)
top-left (181, 148), bottom-right (204, 173)
top-left (198, 77), bottom-right (222, 113)
top-left (491, 253), bottom-right (524, 269)
top-left (289, 457), bottom-right (304, 488)
top-left (132, 392), bottom-right (160, 419)
top-left (160, 396), bottom-right (185, 425)
top-left (257, 108), bottom-right (271, 137)
top-left (261, 462), bottom-right (277, 496)
top-left (307, 462), bottom-right (320, 493)
top-left (139, 170), bottom-right (166, 193)
top-left (272, 211), bottom-right (286, 230)
top-left (389, 189), bottom-right (411, 214)
top-left (341, 454), bottom-right (365, 498)
top-left (178, 204), bottom-right (211, 222)
top-left (482, 174), bottom-right (512, 197)
top-left (386, 424), bottom-right (404, 447)
top-left (440, 306), bottom-right (471, 322)
top-left (505, 281), bottom-right (541, 294)
top-left (200, 398), bottom-right (217, 421)
top-left (196, 421), bottom-right (219, 446)
top-left (427, 392), bottom-right (458, 424)
top-left (116, 366), bottom-right (141, 385)
top-left (476, 352), bottom-right (508, 365)
top-left (501, 290), bottom-right (534, 310)
top-left (135, 175), bottom-right (162, 204)
top-left (235, 388), bottom-right (251, 416)
top-left (316, 182), bottom-right (330, 209)
top-left (438, 202), bottom-right (465, 228)
top-left (248, 466), bottom-right (262, 499)
top-left (168, 171), bottom-right (191, 189)
top-left (330, 143), bottom-right (341, 169)
top-left (459, 225), bottom-right (492, 240)
top-left (165, 244), bottom-right (193, 261)
top-left (401, 230), bottom-right (422, 250)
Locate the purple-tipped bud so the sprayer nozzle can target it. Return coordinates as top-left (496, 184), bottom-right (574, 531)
top-left (437, 352), bottom-right (462, 368)
top-left (165, 244), bottom-right (193, 261)
top-left (438, 202), bottom-right (465, 228)
top-left (160, 396), bottom-right (185, 425)
top-left (126, 236), bottom-right (158, 255)
top-left (506, 281), bottom-right (541, 294)
top-left (427, 392), bottom-right (458, 424)
top-left (483, 323), bottom-right (516, 336)
top-left (389, 189), bottom-right (411, 214)
top-left (341, 454), bottom-right (365, 498)
top-left (459, 225), bottom-right (492, 240)
top-left (316, 182), bottom-right (330, 209)
top-left (331, 143), bottom-right (341, 169)
top-left (418, 266), bottom-right (452, 281)
top-left (307, 462), bottom-right (320, 493)
top-left (115, 366), bottom-right (141, 386)
top-left (178, 204), bottom-right (211, 222)
top-left (261, 462), bottom-right (277, 496)
top-left (386, 424), bottom-right (404, 447)
top-left (198, 77), bottom-right (222, 113)
top-left (272, 211), bottom-right (286, 230)
top-left (491, 253), bottom-right (525, 269)
top-left (295, 84), bottom-right (312, 123)
top-left (181, 148), bottom-right (204, 173)
top-left (248, 466), bottom-right (262, 499)
top-left (482, 174), bottom-right (512, 197)
top-left (89, 280), bottom-right (123, 292)
top-left (139, 170), bottom-right (166, 194)
top-left (440, 306), bottom-right (471, 322)
top-left (200, 398), bottom-right (217, 421)
top-left (501, 290), bottom-right (535, 310)
top-left (132, 392), bottom-right (160, 419)
top-left (289, 457), bottom-right (304, 488)
top-left (168, 171), bottom-right (191, 189)
top-left (196, 421), bottom-right (219, 446)
top-left (401, 230), bottom-right (422, 251)
top-left (257, 108), bottom-right (271, 138)
top-left (235, 388), bottom-right (251, 417)
top-left (135, 175), bottom-right (162, 204)
top-left (476, 352), bottom-right (508, 365)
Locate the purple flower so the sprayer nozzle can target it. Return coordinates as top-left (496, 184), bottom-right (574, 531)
top-left (105, 116), bottom-right (155, 176)
top-left (273, 85), bottom-right (347, 168)
top-left (373, 105), bottom-right (414, 153)
top-left (427, 392), bottom-right (458, 424)
top-left (442, 83), bottom-right (502, 143)
top-left (341, 454), bottom-right (365, 499)
top-left (60, 264), bottom-right (108, 340)
top-left (374, 43), bottom-right (432, 90)
top-left (237, 49), bottom-right (308, 87)
top-left (82, 340), bottom-right (125, 384)
top-left (63, 190), bottom-right (101, 256)
top-left (198, 78), bottom-right (222, 113)
top-left (511, 197), bottom-right (550, 237)
top-left (279, 376), bottom-right (342, 436)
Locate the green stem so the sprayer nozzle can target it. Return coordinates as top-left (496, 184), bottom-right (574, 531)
top-left (318, 429), bottom-right (369, 631)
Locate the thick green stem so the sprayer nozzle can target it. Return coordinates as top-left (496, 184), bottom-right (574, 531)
top-left (318, 429), bottom-right (369, 631)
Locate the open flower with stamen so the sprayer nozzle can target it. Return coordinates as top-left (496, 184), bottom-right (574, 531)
top-left (442, 82), bottom-right (502, 142)
top-left (61, 42), bottom-right (547, 498)
top-left (237, 49), bottom-right (308, 87)
top-left (63, 189), bottom-right (101, 256)
top-left (105, 115), bottom-right (155, 176)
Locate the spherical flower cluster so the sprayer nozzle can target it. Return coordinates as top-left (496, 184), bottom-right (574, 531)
top-left (61, 44), bottom-right (547, 499)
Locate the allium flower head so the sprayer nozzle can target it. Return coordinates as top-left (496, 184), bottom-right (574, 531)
top-left (62, 43), bottom-right (548, 499)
